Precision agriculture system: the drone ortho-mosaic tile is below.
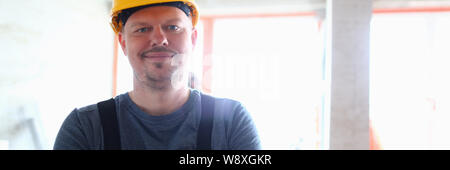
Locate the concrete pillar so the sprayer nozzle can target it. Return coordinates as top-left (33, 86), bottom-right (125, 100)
top-left (327, 0), bottom-right (372, 149)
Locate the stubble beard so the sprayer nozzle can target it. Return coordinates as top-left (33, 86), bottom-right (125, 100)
top-left (137, 62), bottom-right (186, 91)
top-left (133, 51), bottom-right (190, 91)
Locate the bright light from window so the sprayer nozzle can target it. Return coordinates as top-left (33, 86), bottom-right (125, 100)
top-left (0, 140), bottom-right (8, 150)
top-left (370, 12), bottom-right (450, 149)
top-left (210, 16), bottom-right (325, 149)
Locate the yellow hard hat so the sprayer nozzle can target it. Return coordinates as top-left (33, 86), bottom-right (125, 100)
top-left (110, 0), bottom-right (199, 34)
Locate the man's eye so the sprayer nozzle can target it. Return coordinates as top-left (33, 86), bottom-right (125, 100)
top-left (167, 25), bottom-right (180, 31)
top-left (136, 27), bottom-right (149, 33)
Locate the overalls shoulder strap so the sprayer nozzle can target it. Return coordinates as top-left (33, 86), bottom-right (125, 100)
top-left (97, 98), bottom-right (121, 150)
top-left (197, 93), bottom-right (215, 150)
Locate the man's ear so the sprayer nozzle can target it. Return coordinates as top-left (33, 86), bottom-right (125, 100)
top-left (191, 28), bottom-right (198, 50)
top-left (118, 32), bottom-right (127, 56)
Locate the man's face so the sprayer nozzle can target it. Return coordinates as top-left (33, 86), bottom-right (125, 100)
top-left (118, 6), bottom-right (197, 90)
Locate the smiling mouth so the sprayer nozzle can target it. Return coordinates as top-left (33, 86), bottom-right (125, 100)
top-left (142, 52), bottom-right (175, 59)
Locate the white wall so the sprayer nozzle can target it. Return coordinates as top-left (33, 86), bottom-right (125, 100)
top-left (0, 0), bottom-right (114, 149)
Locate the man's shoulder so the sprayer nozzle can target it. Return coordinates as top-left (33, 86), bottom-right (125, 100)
top-left (55, 100), bottom-right (106, 150)
top-left (77, 103), bottom-right (98, 114)
top-left (76, 96), bottom-right (122, 116)
top-left (63, 99), bottom-right (112, 133)
top-left (197, 90), bottom-right (243, 108)
top-left (71, 98), bottom-right (113, 122)
top-left (195, 91), bottom-right (248, 120)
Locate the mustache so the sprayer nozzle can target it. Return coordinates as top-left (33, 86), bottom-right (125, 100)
top-left (141, 46), bottom-right (177, 57)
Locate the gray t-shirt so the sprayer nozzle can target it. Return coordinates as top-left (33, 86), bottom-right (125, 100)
top-left (53, 89), bottom-right (261, 150)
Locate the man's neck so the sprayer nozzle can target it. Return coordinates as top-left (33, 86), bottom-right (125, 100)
top-left (129, 85), bottom-right (190, 116)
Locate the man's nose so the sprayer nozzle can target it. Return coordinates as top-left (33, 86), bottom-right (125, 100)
top-left (150, 26), bottom-right (168, 47)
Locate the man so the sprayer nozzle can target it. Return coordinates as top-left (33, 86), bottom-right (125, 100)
top-left (53, 0), bottom-right (261, 150)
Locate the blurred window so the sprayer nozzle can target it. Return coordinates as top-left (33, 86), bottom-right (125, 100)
top-left (209, 16), bottom-right (326, 149)
top-left (370, 11), bottom-right (450, 149)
